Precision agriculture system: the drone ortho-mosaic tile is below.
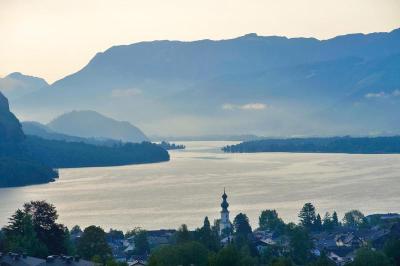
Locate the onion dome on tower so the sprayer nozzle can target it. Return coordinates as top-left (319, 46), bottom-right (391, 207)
top-left (219, 188), bottom-right (232, 236)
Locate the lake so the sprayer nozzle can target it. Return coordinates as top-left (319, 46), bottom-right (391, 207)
top-left (1, 141), bottom-right (399, 231)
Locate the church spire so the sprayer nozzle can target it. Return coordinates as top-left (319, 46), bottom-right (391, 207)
top-left (221, 188), bottom-right (229, 211)
top-left (219, 188), bottom-right (231, 236)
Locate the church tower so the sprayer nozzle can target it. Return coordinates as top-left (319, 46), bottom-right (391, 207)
top-left (219, 188), bottom-right (231, 236)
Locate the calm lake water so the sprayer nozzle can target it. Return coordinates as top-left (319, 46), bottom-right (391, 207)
top-left (1, 141), bottom-right (399, 231)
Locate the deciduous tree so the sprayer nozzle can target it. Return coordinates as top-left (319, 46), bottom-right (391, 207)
top-left (343, 210), bottom-right (366, 228)
top-left (259, 209), bottom-right (285, 234)
top-left (77, 225), bottom-right (111, 263)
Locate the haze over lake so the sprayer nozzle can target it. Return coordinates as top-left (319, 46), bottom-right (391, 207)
top-left (1, 141), bottom-right (399, 231)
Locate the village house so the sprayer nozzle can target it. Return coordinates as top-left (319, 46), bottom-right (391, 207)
top-left (147, 229), bottom-right (175, 248)
top-left (0, 253), bottom-right (94, 266)
top-left (128, 260), bottom-right (145, 266)
top-left (334, 233), bottom-right (364, 248)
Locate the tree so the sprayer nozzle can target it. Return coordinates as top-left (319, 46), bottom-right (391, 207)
top-left (260, 245), bottom-right (286, 265)
top-left (288, 225), bottom-right (313, 265)
top-left (3, 210), bottom-right (48, 257)
top-left (125, 227), bottom-right (142, 238)
top-left (343, 210), bottom-right (366, 228)
top-left (3, 201), bottom-right (68, 257)
top-left (0, 229), bottom-right (5, 251)
top-left (298, 203), bottom-right (316, 230)
top-left (198, 217), bottom-right (219, 251)
top-left (134, 230), bottom-right (150, 255)
top-left (62, 228), bottom-right (75, 256)
top-left (23, 200), bottom-right (67, 255)
top-left (270, 257), bottom-right (293, 266)
top-left (332, 211), bottom-right (339, 227)
top-left (384, 237), bottom-right (400, 266)
top-left (105, 259), bottom-right (128, 266)
top-left (350, 248), bottom-right (391, 266)
top-left (309, 253), bottom-right (335, 266)
top-left (314, 214), bottom-right (322, 231)
top-left (233, 213), bottom-right (252, 236)
top-left (148, 241), bottom-right (208, 266)
top-left (107, 229), bottom-right (124, 242)
top-left (175, 224), bottom-right (191, 244)
top-left (77, 225), bottom-right (111, 263)
top-left (147, 245), bottom-right (180, 266)
top-left (259, 210), bottom-right (285, 234)
top-left (70, 225), bottom-right (82, 235)
top-left (211, 244), bottom-right (256, 266)
top-left (322, 212), bottom-right (333, 231)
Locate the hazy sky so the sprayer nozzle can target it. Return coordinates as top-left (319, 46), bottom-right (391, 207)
top-left (1, 0), bottom-right (399, 83)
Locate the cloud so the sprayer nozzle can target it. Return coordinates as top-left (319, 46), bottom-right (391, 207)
top-left (241, 103), bottom-right (267, 110)
top-left (222, 102), bottom-right (267, 111)
top-left (392, 89), bottom-right (400, 97)
top-left (111, 88), bottom-right (142, 98)
top-left (222, 104), bottom-right (235, 110)
top-left (364, 90), bottom-right (400, 99)
top-left (365, 92), bottom-right (386, 99)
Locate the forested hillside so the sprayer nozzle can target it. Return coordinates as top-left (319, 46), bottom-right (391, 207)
top-left (222, 136), bottom-right (400, 154)
top-left (0, 92), bottom-right (169, 188)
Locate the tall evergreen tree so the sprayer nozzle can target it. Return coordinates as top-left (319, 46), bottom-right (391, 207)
top-left (298, 203), bottom-right (316, 230)
top-left (199, 217), bottom-right (218, 251)
top-left (322, 212), bottom-right (333, 231)
top-left (332, 211), bottom-right (339, 227)
top-left (314, 214), bottom-right (322, 231)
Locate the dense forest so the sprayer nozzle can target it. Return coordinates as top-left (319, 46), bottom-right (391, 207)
top-left (222, 136), bottom-right (400, 154)
top-left (157, 141), bottom-right (185, 150)
top-left (0, 157), bottom-right (58, 187)
top-left (0, 137), bottom-right (169, 187)
top-left (22, 137), bottom-right (170, 168)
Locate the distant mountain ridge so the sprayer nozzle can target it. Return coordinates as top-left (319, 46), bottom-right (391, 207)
top-left (47, 110), bottom-right (149, 143)
top-left (0, 92), bottom-right (168, 188)
top-left (21, 121), bottom-right (120, 146)
top-left (12, 28), bottom-right (400, 136)
top-left (0, 72), bottom-right (49, 101)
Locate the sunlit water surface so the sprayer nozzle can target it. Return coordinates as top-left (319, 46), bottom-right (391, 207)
top-left (1, 141), bottom-right (399, 231)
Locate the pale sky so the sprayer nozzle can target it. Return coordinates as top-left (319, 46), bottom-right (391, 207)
top-left (1, 0), bottom-right (399, 83)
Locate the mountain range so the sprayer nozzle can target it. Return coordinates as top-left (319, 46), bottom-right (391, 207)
top-left (3, 28), bottom-right (400, 137)
top-left (47, 110), bottom-right (148, 143)
top-left (0, 91), bottom-right (168, 187)
top-left (0, 72), bottom-right (49, 101)
top-left (21, 121), bottom-right (120, 146)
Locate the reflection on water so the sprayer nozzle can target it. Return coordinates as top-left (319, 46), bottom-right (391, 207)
top-left (0, 141), bottom-right (399, 231)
